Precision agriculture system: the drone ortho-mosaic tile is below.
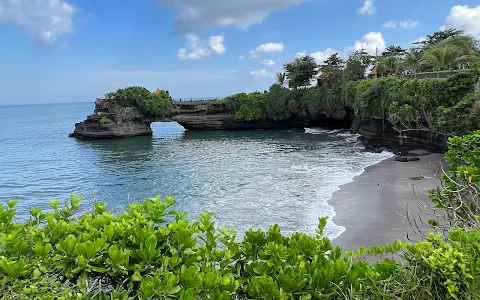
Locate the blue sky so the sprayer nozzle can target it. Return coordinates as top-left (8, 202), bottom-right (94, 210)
top-left (0, 0), bottom-right (479, 105)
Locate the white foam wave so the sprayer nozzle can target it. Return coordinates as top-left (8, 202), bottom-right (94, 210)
top-left (303, 127), bottom-right (394, 239)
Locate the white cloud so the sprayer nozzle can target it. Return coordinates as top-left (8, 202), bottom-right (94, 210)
top-left (250, 68), bottom-right (273, 78)
top-left (0, 0), bottom-right (76, 43)
top-left (349, 32), bottom-right (386, 55)
top-left (399, 20), bottom-right (419, 29)
top-left (209, 35), bottom-right (226, 54)
top-left (262, 59), bottom-right (275, 66)
top-left (239, 55), bottom-right (245, 60)
top-left (358, 0), bottom-right (376, 16)
top-left (160, 0), bottom-right (308, 32)
top-left (294, 48), bottom-right (337, 64)
top-left (310, 48), bottom-right (337, 64)
top-left (444, 5), bottom-right (480, 38)
top-left (383, 21), bottom-right (397, 28)
top-left (177, 33), bottom-right (226, 60)
top-left (383, 20), bottom-right (418, 29)
top-left (249, 42), bottom-right (284, 57)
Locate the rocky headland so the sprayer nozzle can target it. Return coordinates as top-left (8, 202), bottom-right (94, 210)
top-left (70, 98), bottom-right (447, 153)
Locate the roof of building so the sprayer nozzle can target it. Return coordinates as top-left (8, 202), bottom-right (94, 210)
top-left (316, 72), bottom-right (333, 80)
top-left (369, 67), bottom-right (377, 75)
top-left (153, 89), bottom-right (162, 95)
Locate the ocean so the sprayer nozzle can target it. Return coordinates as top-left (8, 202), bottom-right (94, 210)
top-left (0, 102), bottom-right (393, 238)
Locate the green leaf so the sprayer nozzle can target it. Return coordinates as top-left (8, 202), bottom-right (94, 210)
top-left (132, 271), bottom-right (143, 282)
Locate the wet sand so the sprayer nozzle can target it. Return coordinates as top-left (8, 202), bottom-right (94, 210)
top-left (330, 151), bottom-right (445, 251)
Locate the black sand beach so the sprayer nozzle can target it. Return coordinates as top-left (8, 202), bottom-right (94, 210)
top-left (331, 151), bottom-right (445, 251)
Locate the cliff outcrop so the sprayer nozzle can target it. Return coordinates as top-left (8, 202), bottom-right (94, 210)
top-left (70, 98), bottom-right (446, 152)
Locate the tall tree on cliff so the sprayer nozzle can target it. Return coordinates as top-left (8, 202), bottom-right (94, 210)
top-left (404, 48), bottom-right (424, 74)
top-left (382, 45), bottom-right (407, 58)
top-left (275, 72), bottom-right (287, 87)
top-left (413, 28), bottom-right (465, 49)
top-left (319, 53), bottom-right (345, 73)
top-left (344, 49), bottom-right (373, 81)
top-left (283, 55), bottom-right (318, 88)
top-left (422, 45), bottom-right (462, 71)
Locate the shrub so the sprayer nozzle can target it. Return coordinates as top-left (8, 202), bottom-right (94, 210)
top-left (2, 133), bottom-right (480, 300)
top-left (105, 86), bottom-right (173, 118)
top-left (234, 92), bottom-right (267, 120)
top-left (429, 131), bottom-right (480, 228)
top-left (99, 116), bottom-right (112, 126)
top-left (266, 84), bottom-right (293, 120)
top-left (0, 195), bottom-right (478, 299)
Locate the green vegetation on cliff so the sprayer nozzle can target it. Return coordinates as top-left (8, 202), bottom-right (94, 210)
top-left (226, 69), bottom-right (480, 136)
top-left (223, 28), bottom-right (480, 138)
top-left (105, 86), bottom-right (173, 118)
top-left (1, 131), bottom-right (480, 299)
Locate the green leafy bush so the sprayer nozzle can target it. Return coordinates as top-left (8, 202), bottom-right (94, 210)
top-left (350, 69), bottom-right (480, 135)
top-left (429, 131), bottom-right (480, 228)
top-left (1, 173), bottom-right (479, 300)
top-left (234, 92), bottom-right (267, 120)
top-left (266, 84), bottom-right (293, 121)
top-left (105, 86), bottom-right (173, 118)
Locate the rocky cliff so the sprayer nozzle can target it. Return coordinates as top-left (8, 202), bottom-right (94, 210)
top-left (69, 99), bottom-right (153, 139)
top-left (356, 117), bottom-right (447, 152)
top-left (70, 99), bottom-right (352, 139)
top-left (70, 98), bottom-right (446, 152)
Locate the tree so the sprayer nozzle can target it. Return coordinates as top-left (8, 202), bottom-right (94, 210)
top-left (381, 45), bottom-right (407, 58)
top-left (422, 45), bottom-right (462, 71)
top-left (319, 53), bottom-right (344, 73)
top-left (276, 72), bottom-right (287, 87)
top-left (436, 35), bottom-right (480, 68)
top-left (377, 55), bottom-right (400, 74)
top-left (413, 28), bottom-right (465, 48)
top-left (344, 49), bottom-right (372, 81)
top-left (404, 48), bottom-right (424, 74)
top-left (283, 55), bottom-right (318, 89)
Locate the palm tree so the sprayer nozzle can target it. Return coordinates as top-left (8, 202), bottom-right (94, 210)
top-left (404, 48), bottom-right (423, 76)
top-left (436, 36), bottom-right (479, 68)
top-left (377, 55), bottom-right (399, 74)
top-left (276, 72), bottom-right (287, 87)
top-left (422, 45), bottom-right (461, 71)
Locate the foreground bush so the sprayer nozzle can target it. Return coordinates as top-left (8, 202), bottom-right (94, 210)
top-left (0, 195), bottom-right (479, 299)
top-left (3, 132), bottom-right (480, 299)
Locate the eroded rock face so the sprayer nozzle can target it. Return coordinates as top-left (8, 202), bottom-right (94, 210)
top-left (356, 117), bottom-right (447, 153)
top-left (70, 98), bottom-right (446, 152)
top-left (69, 99), bottom-right (153, 139)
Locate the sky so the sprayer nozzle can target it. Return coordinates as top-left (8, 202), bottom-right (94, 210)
top-left (0, 0), bottom-right (479, 105)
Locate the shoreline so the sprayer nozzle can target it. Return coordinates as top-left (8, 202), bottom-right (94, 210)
top-left (329, 151), bottom-right (445, 250)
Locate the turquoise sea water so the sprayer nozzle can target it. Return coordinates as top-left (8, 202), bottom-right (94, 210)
top-left (0, 102), bottom-right (393, 238)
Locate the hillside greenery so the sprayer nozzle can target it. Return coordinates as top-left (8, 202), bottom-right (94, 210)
top-left (1, 131), bottom-right (480, 299)
top-left (227, 68), bottom-right (480, 136)
top-left (105, 86), bottom-right (173, 118)
top-left (223, 28), bottom-right (480, 138)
